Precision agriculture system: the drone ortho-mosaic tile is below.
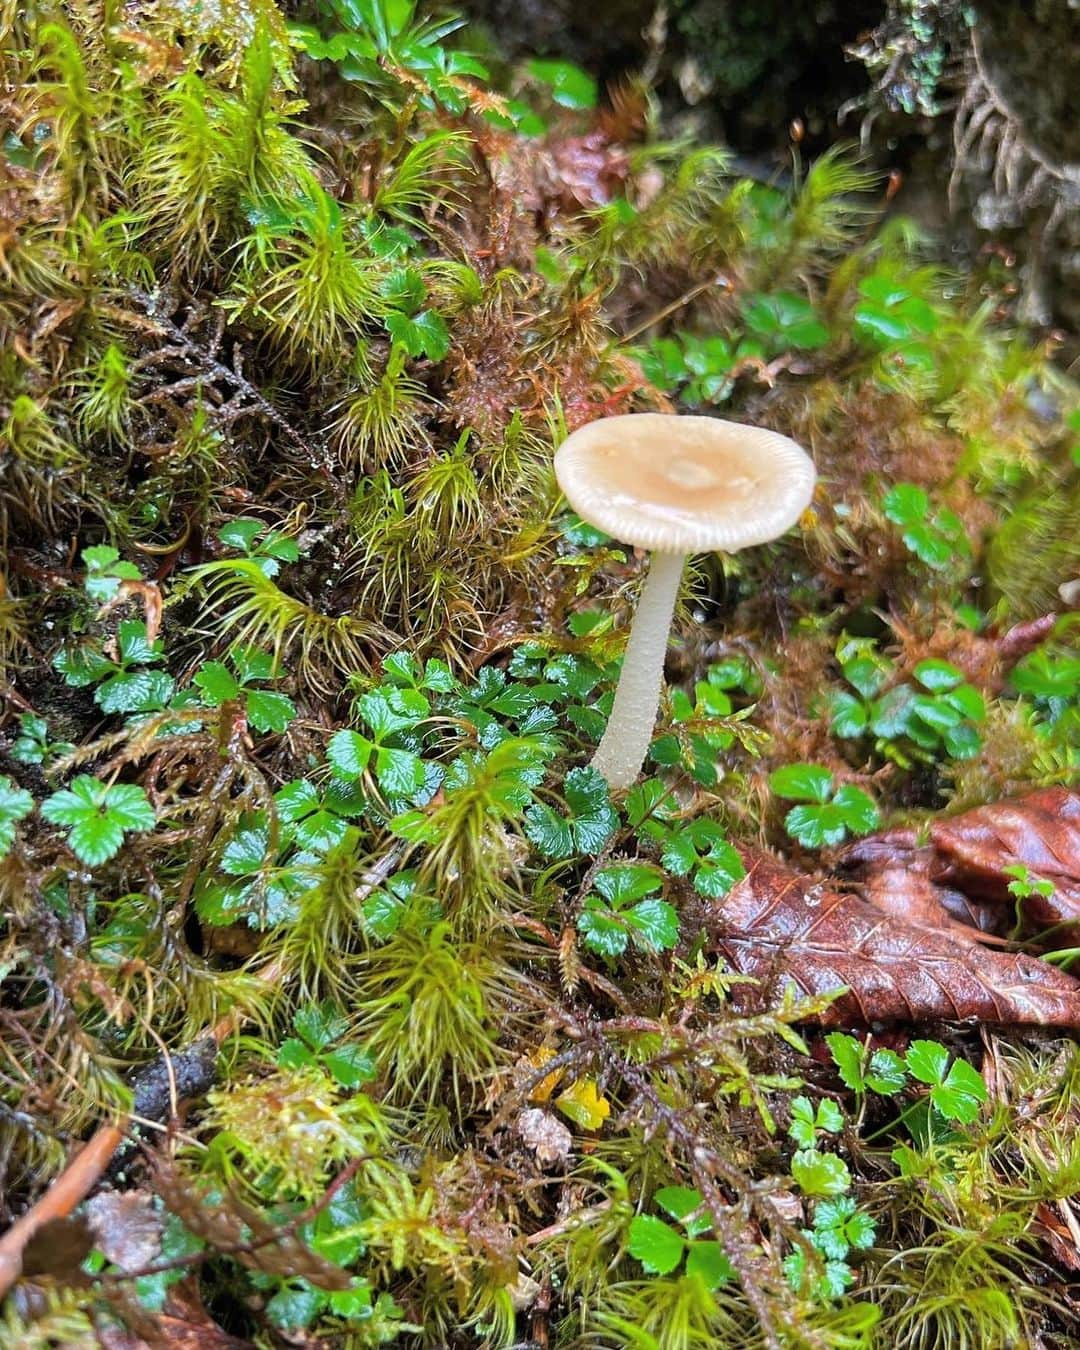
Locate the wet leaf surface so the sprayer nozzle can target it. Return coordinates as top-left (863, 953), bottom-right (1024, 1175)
top-left (844, 788), bottom-right (1080, 936)
top-left (705, 798), bottom-right (1080, 1025)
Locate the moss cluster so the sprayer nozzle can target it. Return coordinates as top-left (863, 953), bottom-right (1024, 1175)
top-left (1, 1), bottom-right (1079, 1346)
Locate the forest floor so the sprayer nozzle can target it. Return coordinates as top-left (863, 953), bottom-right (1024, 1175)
top-left (1, 2), bottom-right (1079, 1347)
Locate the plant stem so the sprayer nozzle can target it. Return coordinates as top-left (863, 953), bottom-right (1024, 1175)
top-left (591, 550), bottom-right (685, 791)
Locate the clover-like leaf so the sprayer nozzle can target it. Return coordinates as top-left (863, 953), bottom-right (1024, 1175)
top-left (627, 1215), bottom-right (685, 1276)
top-left (41, 776), bottom-right (155, 865)
top-left (0, 776), bottom-right (34, 858)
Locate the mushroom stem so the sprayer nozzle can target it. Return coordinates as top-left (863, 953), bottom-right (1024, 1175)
top-left (591, 550), bottom-right (685, 791)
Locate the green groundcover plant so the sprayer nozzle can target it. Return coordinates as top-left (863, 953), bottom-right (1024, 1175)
top-left (1, 0), bottom-right (1078, 1345)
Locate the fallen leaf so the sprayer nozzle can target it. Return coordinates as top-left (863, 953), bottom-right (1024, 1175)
top-left (85, 1191), bottom-right (161, 1270)
top-left (97, 1275), bottom-right (253, 1349)
top-left (928, 788), bottom-right (1080, 931)
top-left (840, 841), bottom-right (1007, 943)
top-left (843, 788), bottom-right (1080, 937)
top-left (705, 846), bottom-right (1080, 1027)
top-left (521, 1046), bottom-right (563, 1104)
top-left (555, 1077), bottom-right (611, 1130)
top-left (518, 1107), bottom-right (573, 1168)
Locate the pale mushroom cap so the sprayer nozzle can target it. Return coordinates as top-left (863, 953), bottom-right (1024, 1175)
top-left (554, 413), bottom-right (817, 553)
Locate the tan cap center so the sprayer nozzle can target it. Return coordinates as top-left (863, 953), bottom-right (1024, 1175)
top-left (554, 413), bottom-right (816, 554)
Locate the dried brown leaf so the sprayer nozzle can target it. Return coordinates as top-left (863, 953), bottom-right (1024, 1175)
top-left (706, 846), bottom-right (1080, 1026)
top-left (85, 1191), bottom-right (161, 1271)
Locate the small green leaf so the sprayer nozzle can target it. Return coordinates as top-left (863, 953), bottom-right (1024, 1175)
top-left (623, 899), bottom-right (679, 952)
top-left (829, 691), bottom-right (869, 739)
top-left (831, 784), bottom-right (879, 836)
top-left (102, 783), bottom-right (157, 832)
top-left (0, 776), bottom-right (34, 857)
top-left (41, 777), bottom-right (155, 866)
top-left (784, 803), bottom-right (848, 849)
top-left (592, 863), bottom-right (662, 905)
top-left (527, 57), bottom-right (597, 109)
top-left (525, 766), bottom-right (617, 859)
top-left (194, 661), bottom-right (241, 705)
top-left (932, 1057), bottom-right (987, 1124)
top-left (322, 1044), bottom-right (377, 1088)
top-left (865, 1049), bottom-right (906, 1094)
top-left (278, 1037), bottom-right (318, 1070)
top-left (294, 1001), bottom-right (347, 1051)
top-left (578, 902), bottom-right (629, 958)
top-left (375, 746), bottom-right (427, 798)
top-left (825, 1032), bottom-right (865, 1092)
top-left (913, 659), bottom-right (964, 692)
top-left (627, 1214), bottom-right (685, 1275)
top-left (654, 1186), bottom-right (711, 1237)
top-left (245, 689), bottom-right (296, 734)
top-left (788, 1097), bottom-right (819, 1149)
top-left (791, 1149), bottom-right (851, 1197)
top-left (218, 518), bottom-right (266, 551)
top-left (769, 763), bottom-right (834, 803)
top-left (685, 1240), bottom-right (734, 1289)
top-left (327, 729), bottom-right (374, 779)
top-left (905, 1039), bottom-right (949, 1087)
top-left (386, 308), bottom-right (450, 361)
top-left (266, 1283), bottom-right (325, 1330)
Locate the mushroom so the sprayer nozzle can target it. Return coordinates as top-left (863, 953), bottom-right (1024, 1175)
top-left (554, 413), bottom-right (816, 790)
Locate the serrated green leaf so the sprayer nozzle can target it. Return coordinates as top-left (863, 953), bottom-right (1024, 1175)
top-left (627, 1215), bottom-right (685, 1275)
top-left (592, 863), bottom-right (662, 905)
top-left (194, 661), bottom-right (241, 704)
top-left (294, 1000), bottom-right (348, 1051)
top-left (624, 899), bottom-right (679, 952)
top-left (375, 745), bottom-right (426, 797)
top-left (769, 763), bottom-right (834, 803)
top-left (832, 784), bottom-right (879, 836)
top-left (102, 783), bottom-right (156, 831)
top-left (266, 1283), bottom-right (324, 1330)
top-left (654, 1186), bottom-right (711, 1237)
top-left (386, 308), bottom-right (450, 361)
top-left (0, 776), bottom-right (34, 857)
top-left (61, 814), bottom-right (127, 866)
top-left (625, 778), bottom-right (669, 827)
top-left (829, 691), bottom-right (869, 738)
top-left (278, 1037), bottom-right (318, 1070)
top-left (578, 902), bottom-right (629, 957)
top-left (323, 1044), bottom-right (377, 1088)
top-left (221, 823), bottom-right (270, 875)
top-left (788, 1096), bottom-right (818, 1148)
top-left (218, 518), bottom-right (265, 551)
top-left (932, 1056), bottom-right (986, 1123)
top-left (905, 1039), bottom-right (949, 1086)
top-left (943, 722), bottom-right (982, 759)
top-left (866, 1048), bottom-right (906, 1094)
top-left (54, 643), bottom-right (114, 688)
top-left (97, 669), bottom-right (175, 714)
top-left (685, 1240), bottom-right (734, 1289)
top-left (826, 1032), bottom-right (865, 1092)
top-left (231, 645), bottom-right (277, 684)
top-left (791, 1148), bottom-right (851, 1197)
top-left (327, 729), bottom-right (374, 778)
top-left (784, 803), bottom-right (848, 849)
top-left (357, 688), bottom-right (418, 740)
top-left (117, 620), bottom-right (161, 666)
top-left (245, 689), bottom-right (295, 733)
